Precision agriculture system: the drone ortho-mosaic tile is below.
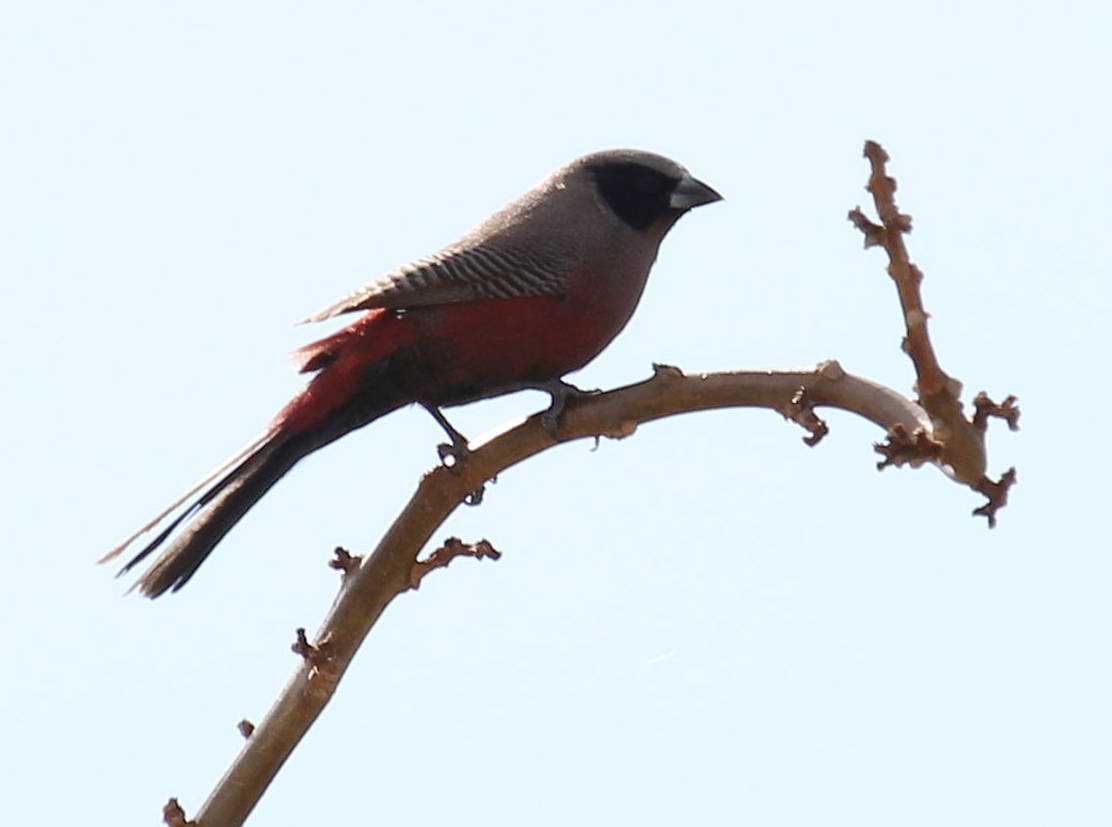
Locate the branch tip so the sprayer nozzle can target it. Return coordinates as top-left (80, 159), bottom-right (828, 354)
top-left (847, 206), bottom-right (885, 248)
top-left (163, 798), bottom-right (195, 827)
top-left (328, 546), bottom-right (361, 575)
top-left (972, 467), bottom-right (1017, 528)
top-left (291, 629), bottom-right (337, 679)
top-left (972, 393), bottom-right (1020, 433)
top-left (237, 719), bottom-right (255, 739)
top-left (859, 141), bottom-right (912, 233)
top-left (863, 139), bottom-right (889, 164)
top-left (408, 537), bottom-right (502, 590)
top-left (783, 387), bottom-right (829, 447)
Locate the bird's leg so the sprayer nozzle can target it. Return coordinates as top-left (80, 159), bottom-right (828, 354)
top-left (533, 379), bottom-right (601, 433)
top-left (421, 404), bottom-right (484, 505)
top-left (422, 404), bottom-right (470, 464)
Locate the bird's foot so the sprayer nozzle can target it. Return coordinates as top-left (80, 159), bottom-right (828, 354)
top-left (535, 379), bottom-right (601, 433)
top-left (435, 439), bottom-right (469, 467)
top-left (423, 404), bottom-right (485, 506)
top-left (424, 404), bottom-right (470, 466)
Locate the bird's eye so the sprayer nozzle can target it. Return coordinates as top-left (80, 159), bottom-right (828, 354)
top-left (592, 162), bottom-right (678, 231)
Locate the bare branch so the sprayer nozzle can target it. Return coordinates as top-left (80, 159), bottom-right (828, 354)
top-left (187, 362), bottom-right (933, 826)
top-left (850, 139), bottom-right (1019, 522)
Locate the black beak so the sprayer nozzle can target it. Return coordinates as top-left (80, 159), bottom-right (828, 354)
top-left (669, 173), bottom-right (723, 210)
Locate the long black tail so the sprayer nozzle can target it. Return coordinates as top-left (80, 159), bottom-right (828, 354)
top-left (101, 431), bottom-right (311, 597)
top-left (103, 386), bottom-right (409, 597)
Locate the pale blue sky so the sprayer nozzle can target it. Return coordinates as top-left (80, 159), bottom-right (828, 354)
top-left (2, 2), bottom-right (1108, 824)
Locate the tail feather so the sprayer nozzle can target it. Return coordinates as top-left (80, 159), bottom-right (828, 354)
top-left (109, 432), bottom-right (305, 597)
top-left (105, 308), bottom-right (418, 597)
top-left (99, 432), bottom-right (272, 568)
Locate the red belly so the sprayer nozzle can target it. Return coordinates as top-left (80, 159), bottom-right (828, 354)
top-left (409, 293), bottom-right (634, 404)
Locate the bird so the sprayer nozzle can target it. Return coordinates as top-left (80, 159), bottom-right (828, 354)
top-left (102, 149), bottom-right (722, 597)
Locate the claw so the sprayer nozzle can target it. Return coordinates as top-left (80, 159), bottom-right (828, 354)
top-left (436, 440), bottom-right (466, 467)
top-left (423, 404), bottom-right (485, 505)
top-left (533, 379), bottom-right (600, 434)
top-left (423, 404), bottom-right (470, 466)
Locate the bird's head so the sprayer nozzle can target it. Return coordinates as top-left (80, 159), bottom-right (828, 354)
top-left (576, 149), bottom-right (722, 233)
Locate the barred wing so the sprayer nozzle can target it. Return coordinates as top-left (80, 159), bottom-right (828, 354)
top-left (303, 243), bottom-right (575, 323)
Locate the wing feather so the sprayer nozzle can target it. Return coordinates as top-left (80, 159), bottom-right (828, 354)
top-left (302, 242), bottom-right (575, 324)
